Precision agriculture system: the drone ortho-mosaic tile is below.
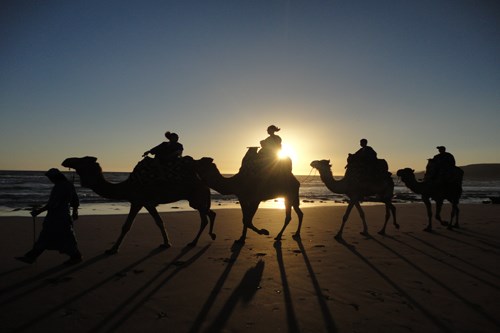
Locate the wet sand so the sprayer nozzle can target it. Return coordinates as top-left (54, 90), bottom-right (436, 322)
top-left (1, 204), bottom-right (499, 333)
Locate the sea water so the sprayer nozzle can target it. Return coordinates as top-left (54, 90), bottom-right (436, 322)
top-left (0, 170), bottom-right (499, 217)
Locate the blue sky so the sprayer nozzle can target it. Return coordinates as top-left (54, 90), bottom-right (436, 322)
top-left (1, 0), bottom-right (499, 175)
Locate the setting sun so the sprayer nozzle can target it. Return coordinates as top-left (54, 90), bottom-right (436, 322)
top-left (278, 143), bottom-right (297, 161)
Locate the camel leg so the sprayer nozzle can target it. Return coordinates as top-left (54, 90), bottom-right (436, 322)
top-left (450, 203), bottom-right (460, 229)
top-left (422, 197), bottom-right (433, 232)
top-left (354, 202), bottom-right (369, 237)
top-left (336, 202), bottom-right (355, 240)
top-left (187, 210), bottom-right (209, 247)
top-left (292, 204), bottom-right (304, 240)
top-left (378, 201), bottom-right (398, 235)
top-left (145, 205), bottom-right (171, 249)
top-left (275, 200), bottom-right (292, 241)
top-left (238, 201), bottom-right (268, 243)
top-left (435, 200), bottom-right (448, 226)
top-left (208, 209), bottom-right (217, 240)
top-left (107, 203), bottom-right (143, 254)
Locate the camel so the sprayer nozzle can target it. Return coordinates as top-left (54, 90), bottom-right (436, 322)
top-left (396, 163), bottom-right (463, 232)
top-left (194, 150), bottom-right (304, 243)
top-left (310, 159), bottom-right (398, 239)
top-left (62, 156), bottom-right (216, 254)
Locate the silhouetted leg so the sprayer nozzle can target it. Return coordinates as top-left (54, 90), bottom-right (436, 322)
top-left (354, 202), bottom-right (369, 236)
top-left (145, 205), bottom-right (171, 248)
top-left (275, 200), bottom-right (292, 241)
top-left (450, 203), bottom-right (460, 229)
top-left (435, 200), bottom-right (447, 226)
top-left (241, 201), bottom-right (268, 238)
top-left (208, 209), bottom-right (217, 240)
top-left (378, 203), bottom-right (390, 235)
top-left (106, 203), bottom-right (143, 254)
top-left (292, 203), bottom-right (304, 240)
top-left (422, 197), bottom-right (433, 232)
top-left (336, 202), bottom-right (355, 240)
top-left (188, 210), bottom-right (209, 247)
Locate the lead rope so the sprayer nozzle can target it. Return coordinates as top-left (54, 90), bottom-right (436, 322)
top-left (300, 167), bottom-right (317, 184)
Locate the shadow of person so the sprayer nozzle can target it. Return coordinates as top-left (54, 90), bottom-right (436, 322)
top-left (204, 260), bottom-right (265, 332)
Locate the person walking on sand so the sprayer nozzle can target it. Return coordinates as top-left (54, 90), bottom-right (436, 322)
top-left (15, 168), bottom-right (82, 265)
top-left (143, 131), bottom-right (183, 164)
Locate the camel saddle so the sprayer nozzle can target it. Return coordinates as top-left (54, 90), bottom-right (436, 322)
top-left (345, 158), bottom-right (391, 184)
top-left (239, 147), bottom-right (292, 179)
top-left (129, 156), bottom-right (196, 185)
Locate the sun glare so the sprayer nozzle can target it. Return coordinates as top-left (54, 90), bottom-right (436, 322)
top-left (278, 143), bottom-right (297, 161)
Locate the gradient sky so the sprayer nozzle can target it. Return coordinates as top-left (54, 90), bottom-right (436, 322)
top-left (1, 0), bottom-right (499, 175)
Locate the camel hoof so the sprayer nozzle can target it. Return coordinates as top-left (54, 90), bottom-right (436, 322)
top-left (334, 234), bottom-right (343, 241)
top-left (292, 234), bottom-right (301, 240)
top-left (234, 239), bottom-right (245, 245)
top-left (360, 231), bottom-right (371, 238)
top-left (453, 224), bottom-right (460, 229)
top-left (377, 230), bottom-right (386, 236)
top-left (440, 221), bottom-right (449, 226)
top-left (210, 233), bottom-right (217, 240)
top-left (274, 235), bottom-right (282, 241)
top-left (259, 229), bottom-right (270, 236)
top-left (423, 227), bottom-right (432, 233)
top-left (159, 243), bottom-right (172, 249)
top-left (105, 249), bottom-right (118, 255)
top-left (394, 223), bottom-right (400, 229)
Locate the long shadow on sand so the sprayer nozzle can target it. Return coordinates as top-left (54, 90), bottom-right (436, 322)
top-left (204, 260), bottom-right (265, 332)
top-left (94, 244), bottom-right (211, 332)
top-left (451, 228), bottom-right (500, 249)
top-left (295, 239), bottom-right (338, 333)
top-left (274, 241), bottom-right (300, 333)
top-left (9, 249), bottom-right (163, 333)
top-left (434, 230), bottom-right (500, 253)
top-left (404, 232), bottom-right (500, 279)
top-left (189, 242), bottom-right (243, 333)
top-left (0, 267), bottom-right (26, 278)
top-left (371, 237), bottom-right (500, 329)
top-left (0, 253), bottom-right (108, 306)
top-left (385, 235), bottom-right (500, 291)
top-left (336, 238), bottom-right (453, 333)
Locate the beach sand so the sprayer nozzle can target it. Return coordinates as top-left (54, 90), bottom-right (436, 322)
top-left (1, 204), bottom-right (499, 333)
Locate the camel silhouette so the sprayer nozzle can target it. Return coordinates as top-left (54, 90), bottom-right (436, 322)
top-left (194, 150), bottom-right (303, 243)
top-left (396, 162), bottom-right (463, 232)
top-left (62, 156), bottom-right (216, 254)
top-left (310, 159), bottom-right (398, 239)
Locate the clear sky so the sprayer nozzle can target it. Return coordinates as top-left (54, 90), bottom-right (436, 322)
top-left (1, 0), bottom-right (499, 175)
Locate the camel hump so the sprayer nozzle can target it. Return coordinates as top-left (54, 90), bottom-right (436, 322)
top-left (130, 156), bottom-right (196, 185)
top-left (346, 157), bottom-right (391, 182)
top-left (239, 148), bottom-right (292, 179)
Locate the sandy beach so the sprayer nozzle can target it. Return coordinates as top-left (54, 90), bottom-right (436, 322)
top-left (1, 204), bottom-right (499, 333)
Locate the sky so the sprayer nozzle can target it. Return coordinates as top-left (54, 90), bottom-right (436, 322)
top-left (1, 0), bottom-right (499, 175)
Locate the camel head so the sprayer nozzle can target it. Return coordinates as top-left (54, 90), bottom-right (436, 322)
top-left (310, 159), bottom-right (331, 171)
top-left (194, 157), bottom-right (217, 179)
top-left (396, 168), bottom-right (415, 181)
top-left (62, 156), bottom-right (102, 188)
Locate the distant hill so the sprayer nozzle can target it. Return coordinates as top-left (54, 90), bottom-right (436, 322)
top-left (413, 163), bottom-right (500, 181)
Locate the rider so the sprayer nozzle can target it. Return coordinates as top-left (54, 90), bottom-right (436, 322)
top-left (349, 139), bottom-right (377, 167)
top-left (258, 125), bottom-right (282, 159)
top-left (143, 131), bottom-right (183, 164)
top-left (431, 146), bottom-right (456, 181)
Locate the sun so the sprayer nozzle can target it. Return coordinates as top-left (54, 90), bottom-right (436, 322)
top-left (278, 143), bottom-right (297, 161)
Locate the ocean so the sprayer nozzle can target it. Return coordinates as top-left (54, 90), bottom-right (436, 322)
top-left (1, 170), bottom-right (499, 217)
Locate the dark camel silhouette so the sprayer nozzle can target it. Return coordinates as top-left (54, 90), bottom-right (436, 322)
top-left (396, 162), bottom-right (463, 232)
top-left (310, 159), bottom-right (398, 239)
top-left (62, 156), bottom-right (216, 254)
top-left (194, 152), bottom-right (303, 243)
